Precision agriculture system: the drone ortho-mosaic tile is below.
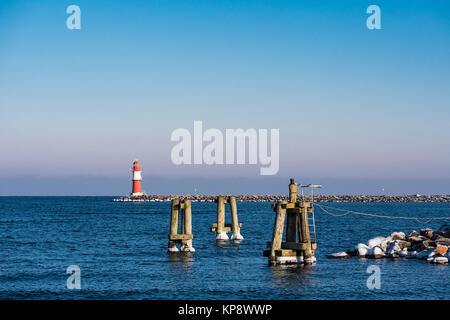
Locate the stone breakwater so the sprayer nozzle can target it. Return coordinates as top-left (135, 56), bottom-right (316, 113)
top-left (113, 194), bottom-right (450, 202)
top-left (328, 224), bottom-right (450, 264)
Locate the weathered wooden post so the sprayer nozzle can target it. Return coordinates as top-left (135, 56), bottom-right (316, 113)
top-left (289, 178), bottom-right (297, 203)
top-left (180, 200), bottom-right (195, 252)
top-left (168, 199), bottom-right (180, 252)
top-left (300, 201), bottom-right (313, 264)
top-left (230, 196), bottom-right (243, 240)
top-left (269, 201), bottom-right (287, 264)
top-left (211, 195), bottom-right (243, 241)
top-left (168, 198), bottom-right (195, 253)
top-left (216, 196), bottom-right (228, 240)
top-left (263, 178), bottom-right (317, 265)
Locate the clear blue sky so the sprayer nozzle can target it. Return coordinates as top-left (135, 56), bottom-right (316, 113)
top-left (1, 0), bottom-right (449, 195)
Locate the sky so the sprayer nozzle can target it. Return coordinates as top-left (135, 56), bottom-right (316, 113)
top-left (0, 0), bottom-right (449, 195)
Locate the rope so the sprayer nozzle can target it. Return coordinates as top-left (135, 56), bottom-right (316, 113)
top-left (314, 203), bottom-right (450, 224)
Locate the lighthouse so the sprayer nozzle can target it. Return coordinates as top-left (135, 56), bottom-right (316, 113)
top-left (131, 160), bottom-right (144, 196)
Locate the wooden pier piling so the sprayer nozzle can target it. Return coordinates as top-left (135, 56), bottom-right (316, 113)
top-left (211, 195), bottom-right (243, 241)
top-left (269, 201), bottom-right (287, 262)
top-left (229, 196), bottom-right (243, 240)
top-left (181, 200), bottom-right (194, 252)
top-left (168, 198), bottom-right (195, 253)
top-left (263, 179), bottom-right (317, 265)
top-left (216, 196), bottom-right (228, 240)
top-left (168, 199), bottom-right (180, 252)
top-left (300, 201), bottom-right (313, 263)
top-left (289, 178), bottom-right (297, 203)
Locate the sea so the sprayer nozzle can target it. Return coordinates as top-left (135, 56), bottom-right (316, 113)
top-left (0, 197), bottom-right (448, 300)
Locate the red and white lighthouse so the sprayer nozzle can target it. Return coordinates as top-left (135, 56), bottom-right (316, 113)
top-left (131, 160), bottom-right (143, 196)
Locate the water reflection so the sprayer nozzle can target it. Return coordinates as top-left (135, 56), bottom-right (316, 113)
top-left (215, 240), bottom-right (229, 248)
top-left (167, 252), bottom-right (194, 271)
top-left (214, 239), bottom-right (243, 248)
top-left (268, 264), bottom-right (316, 288)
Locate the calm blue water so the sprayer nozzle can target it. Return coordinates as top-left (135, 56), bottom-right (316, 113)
top-left (0, 197), bottom-right (448, 300)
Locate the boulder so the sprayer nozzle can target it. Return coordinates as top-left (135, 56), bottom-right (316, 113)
top-left (390, 232), bottom-right (406, 241)
top-left (435, 237), bottom-right (450, 247)
top-left (436, 224), bottom-right (450, 238)
top-left (434, 245), bottom-right (448, 256)
top-left (368, 236), bottom-right (387, 248)
top-left (417, 249), bottom-right (434, 260)
top-left (408, 236), bottom-right (426, 245)
top-left (433, 231), bottom-right (450, 239)
top-left (407, 230), bottom-right (419, 238)
top-left (327, 252), bottom-right (350, 259)
top-left (398, 248), bottom-right (408, 257)
top-left (340, 227), bottom-right (450, 264)
top-left (428, 256), bottom-right (448, 264)
top-left (386, 241), bottom-right (401, 253)
top-left (422, 239), bottom-right (436, 248)
top-left (411, 243), bottom-right (424, 251)
top-left (420, 228), bottom-right (434, 239)
top-left (356, 243), bottom-right (370, 257)
top-left (371, 246), bottom-right (385, 259)
top-left (397, 240), bottom-right (412, 249)
top-left (386, 241), bottom-right (403, 258)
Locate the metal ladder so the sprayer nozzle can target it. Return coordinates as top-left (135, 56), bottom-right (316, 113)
top-left (308, 205), bottom-right (317, 243)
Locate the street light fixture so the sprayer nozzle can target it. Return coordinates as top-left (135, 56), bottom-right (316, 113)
top-left (300, 184), bottom-right (322, 202)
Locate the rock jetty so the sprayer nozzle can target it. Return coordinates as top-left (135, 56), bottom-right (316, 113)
top-left (113, 194), bottom-right (450, 203)
top-left (328, 224), bottom-right (450, 264)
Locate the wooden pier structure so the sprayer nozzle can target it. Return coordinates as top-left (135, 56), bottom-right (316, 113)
top-left (168, 199), bottom-right (195, 252)
top-left (210, 196), bottom-right (243, 241)
top-left (263, 179), bottom-right (317, 265)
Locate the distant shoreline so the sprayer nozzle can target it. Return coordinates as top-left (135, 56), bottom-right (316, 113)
top-left (113, 194), bottom-right (450, 203)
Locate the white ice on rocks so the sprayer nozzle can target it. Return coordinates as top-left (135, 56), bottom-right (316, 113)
top-left (327, 251), bottom-right (350, 258)
top-left (386, 241), bottom-right (401, 256)
top-left (168, 246), bottom-right (179, 252)
top-left (356, 243), bottom-right (370, 257)
top-left (406, 251), bottom-right (417, 259)
top-left (304, 256), bottom-right (317, 264)
top-left (398, 248), bottom-right (408, 257)
top-left (368, 237), bottom-right (387, 248)
top-left (231, 231), bottom-right (244, 241)
top-left (216, 231), bottom-right (229, 240)
top-left (417, 249), bottom-right (434, 260)
top-left (428, 256), bottom-right (449, 264)
top-left (372, 246), bottom-right (385, 258)
top-left (180, 245), bottom-right (196, 252)
top-left (390, 232), bottom-right (406, 240)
